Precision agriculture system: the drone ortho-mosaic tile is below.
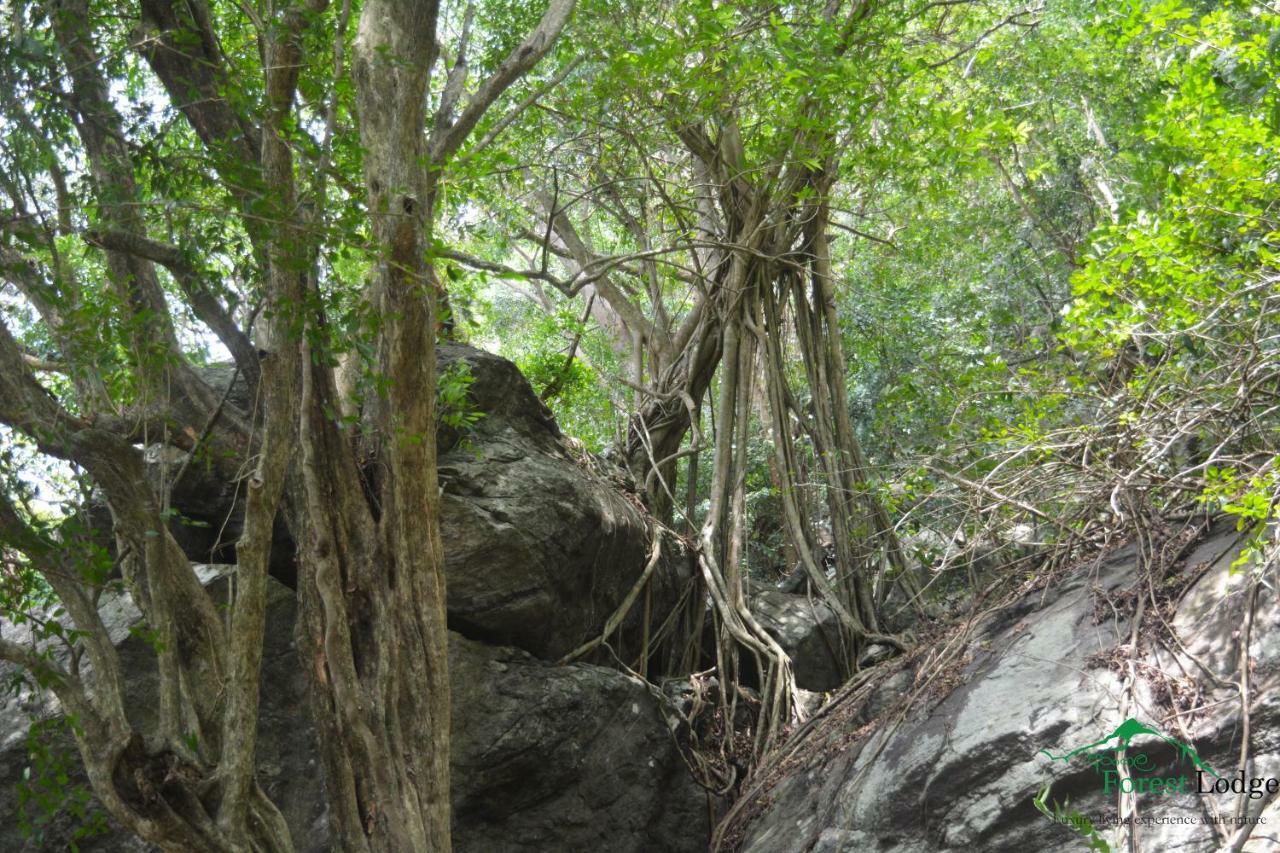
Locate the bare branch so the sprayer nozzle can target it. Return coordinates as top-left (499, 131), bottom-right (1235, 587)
top-left (432, 2), bottom-right (475, 135)
top-left (462, 53), bottom-right (585, 162)
top-left (428, 0), bottom-right (576, 164)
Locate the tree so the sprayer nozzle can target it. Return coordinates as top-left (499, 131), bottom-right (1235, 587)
top-left (0, 0), bottom-right (572, 850)
top-left (455, 0), bottom-right (1022, 750)
top-left (6, 0), bottom-right (1274, 848)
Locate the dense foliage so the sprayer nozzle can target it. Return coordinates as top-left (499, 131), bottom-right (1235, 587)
top-left (0, 0), bottom-right (1275, 849)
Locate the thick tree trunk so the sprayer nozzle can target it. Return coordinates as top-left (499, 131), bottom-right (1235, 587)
top-left (287, 2), bottom-right (452, 850)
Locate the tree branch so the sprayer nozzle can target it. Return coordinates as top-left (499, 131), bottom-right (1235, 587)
top-left (84, 229), bottom-right (260, 391)
top-left (462, 53), bottom-right (585, 162)
top-left (428, 0), bottom-right (576, 164)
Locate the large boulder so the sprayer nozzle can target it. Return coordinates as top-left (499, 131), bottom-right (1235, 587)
top-left (0, 571), bottom-right (711, 852)
top-left (751, 591), bottom-right (846, 692)
top-left (435, 344), bottom-right (694, 659)
top-left (734, 521), bottom-right (1280, 852)
top-left (450, 635), bottom-right (710, 852)
top-left (95, 344), bottom-right (696, 662)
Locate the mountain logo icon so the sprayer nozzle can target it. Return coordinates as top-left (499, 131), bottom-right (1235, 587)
top-left (1039, 717), bottom-right (1220, 779)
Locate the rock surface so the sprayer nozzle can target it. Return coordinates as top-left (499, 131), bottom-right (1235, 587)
top-left (95, 344), bottom-right (696, 662)
top-left (450, 634), bottom-right (709, 852)
top-left (0, 571), bottom-right (711, 852)
top-left (751, 591), bottom-right (847, 692)
top-left (736, 521), bottom-right (1280, 852)
top-left (435, 344), bottom-right (694, 660)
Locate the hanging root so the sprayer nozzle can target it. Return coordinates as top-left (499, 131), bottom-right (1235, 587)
top-left (696, 536), bottom-right (801, 755)
top-left (559, 525), bottom-right (665, 666)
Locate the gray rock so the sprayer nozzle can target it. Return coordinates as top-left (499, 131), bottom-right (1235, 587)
top-left (857, 643), bottom-right (894, 669)
top-left (451, 634), bottom-right (710, 852)
top-left (93, 344), bottom-right (696, 662)
top-left (752, 591), bottom-right (847, 691)
top-left (737, 522), bottom-right (1280, 853)
top-left (0, 572), bottom-right (710, 852)
top-left (435, 344), bottom-right (695, 660)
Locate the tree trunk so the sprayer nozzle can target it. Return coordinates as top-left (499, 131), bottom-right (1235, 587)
top-left (287, 2), bottom-right (452, 850)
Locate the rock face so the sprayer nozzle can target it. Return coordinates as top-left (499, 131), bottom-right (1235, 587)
top-left (99, 344), bottom-right (696, 662)
top-left (736, 522), bottom-right (1280, 853)
top-left (751, 591), bottom-right (846, 692)
top-left (435, 344), bottom-right (694, 659)
top-left (33, 345), bottom-right (708, 850)
top-left (450, 635), bottom-right (709, 852)
top-left (0, 572), bottom-right (711, 852)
